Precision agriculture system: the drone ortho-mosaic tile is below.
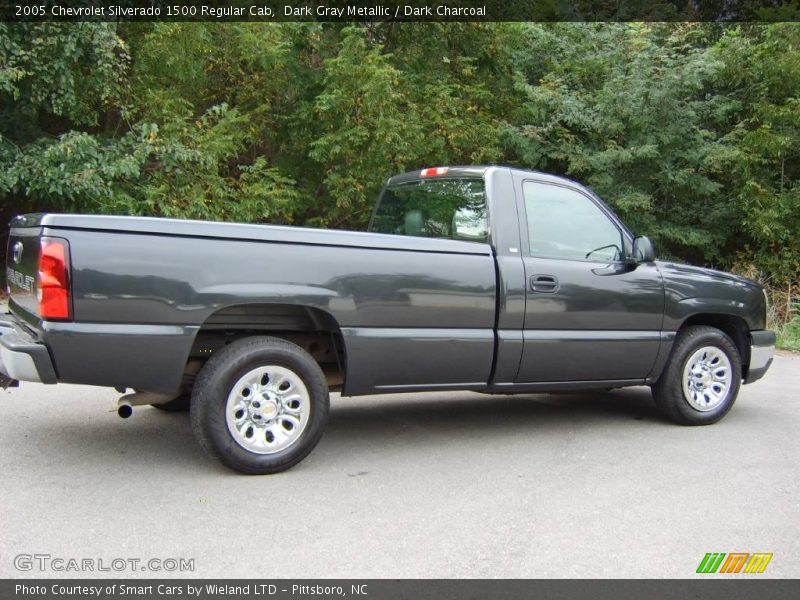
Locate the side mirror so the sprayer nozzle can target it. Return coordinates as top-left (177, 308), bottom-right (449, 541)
top-left (631, 236), bottom-right (655, 263)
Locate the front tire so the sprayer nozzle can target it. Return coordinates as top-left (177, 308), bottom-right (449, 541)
top-left (190, 336), bottom-right (329, 474)
top-left (652, 325), bottom-right (742, 425)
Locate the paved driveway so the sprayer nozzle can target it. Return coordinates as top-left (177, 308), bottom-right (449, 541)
top-left (1, 353), bottom-right (797, 578)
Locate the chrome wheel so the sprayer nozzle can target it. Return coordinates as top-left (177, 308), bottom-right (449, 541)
top-left (681, 346), bottom-right (732, 412)
top-left (225, 365), bottom-right (310, 454)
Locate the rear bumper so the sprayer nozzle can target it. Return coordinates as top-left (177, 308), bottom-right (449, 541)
top-left (0, 314), bottom-right (57, 384)
top-left (744, 329), bottom-right (776, 384)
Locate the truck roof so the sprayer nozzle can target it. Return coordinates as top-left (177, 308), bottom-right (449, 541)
top-left (386, 165), bottom-right (587, 190)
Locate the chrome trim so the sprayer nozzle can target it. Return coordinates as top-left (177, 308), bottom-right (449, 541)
top-left (682, 346), bottom-right (732, 412)
top-left (0, 346), bottom-right (42, 382)
top-left (11, 241), bottom-right (23, 264)
top-left (750, 344), bottom-right (775, 371)
top-left (225, 365), bottom-right (311, 455)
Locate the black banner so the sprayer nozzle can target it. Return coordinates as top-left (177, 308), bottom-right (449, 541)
top-left (2, 0), bottom-right (800, 22)
top-left (3, 580), bottom-right (800, 600)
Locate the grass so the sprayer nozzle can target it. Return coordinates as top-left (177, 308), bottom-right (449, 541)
top-left (776, 314), bottom-right (800, 352)
top-left (764, 288), bottom-right (799, 352)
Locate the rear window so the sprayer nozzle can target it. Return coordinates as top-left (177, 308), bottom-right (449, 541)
top-left (369, 178), bottom-right (488, 242)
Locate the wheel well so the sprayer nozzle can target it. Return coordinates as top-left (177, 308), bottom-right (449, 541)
top-left (185, 304), bottom-right (346, 391)
top-left (680, 313), bottom-right (750, 376)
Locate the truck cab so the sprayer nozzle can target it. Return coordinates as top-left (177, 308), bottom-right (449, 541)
top-left (370, 166), bottom-right (773, 390)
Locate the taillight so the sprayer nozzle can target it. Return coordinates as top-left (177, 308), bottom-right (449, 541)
top-left (37, 237), bottom-right (71, 320)
top-left (420, 166), bottom-right (449, 177)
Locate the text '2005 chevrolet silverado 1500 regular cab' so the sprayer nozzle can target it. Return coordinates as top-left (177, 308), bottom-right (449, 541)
top-left (1, 166), bottom-right (776, 473)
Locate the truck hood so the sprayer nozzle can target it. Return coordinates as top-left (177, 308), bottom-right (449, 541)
top-left (655, 261), bottom-right (761, 289)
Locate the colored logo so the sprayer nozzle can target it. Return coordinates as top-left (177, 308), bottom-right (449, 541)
top-left (697, 552), bottom-right (773, 574)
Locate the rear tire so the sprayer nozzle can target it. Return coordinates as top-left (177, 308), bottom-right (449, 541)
top-left (652, 325), bottom-right (741, 425)
top-left (190, 336), bottom-right (329, 474)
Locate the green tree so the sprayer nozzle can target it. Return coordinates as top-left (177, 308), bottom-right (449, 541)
top-left (0, 21), bottom-right (797, 305)
top-left (712, 24), bottom-right (800, 287)
top-left (0, 23), bottom-right (128, 211)
top-left (307, 27), bottom-right (420, 227)
top-left (503, 23), bottom-right (730, 263)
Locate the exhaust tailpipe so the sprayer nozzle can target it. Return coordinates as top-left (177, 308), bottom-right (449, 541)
top-left (116, 390), bottom-right (179, 418)
top-left (117, 401), bottom-right (133, 419)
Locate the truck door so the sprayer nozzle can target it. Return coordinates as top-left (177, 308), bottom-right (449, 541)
top-left (514, 176), bottom-right (664, 383)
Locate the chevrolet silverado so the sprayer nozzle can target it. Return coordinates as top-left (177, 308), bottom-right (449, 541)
top-left (0, 166), bottom-right (776, 473)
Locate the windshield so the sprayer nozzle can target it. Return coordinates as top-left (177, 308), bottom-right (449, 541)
top-left (369, 178), bottom-right (488, 242)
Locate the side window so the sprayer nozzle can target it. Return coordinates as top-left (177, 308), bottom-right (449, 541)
top-left (523, 181), bottom-right (623, 262)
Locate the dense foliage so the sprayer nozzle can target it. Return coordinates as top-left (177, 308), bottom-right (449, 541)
top-left (1, 22), bottom-right (798, 303)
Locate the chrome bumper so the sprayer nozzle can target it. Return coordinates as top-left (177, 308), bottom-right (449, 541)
top-left (0, 314), bottom-right (57, 384)
top-left (744, 330), bottom-right (776, 384)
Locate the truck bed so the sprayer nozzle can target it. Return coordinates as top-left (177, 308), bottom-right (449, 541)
top-left (7, 213), bottom-right (498, 396)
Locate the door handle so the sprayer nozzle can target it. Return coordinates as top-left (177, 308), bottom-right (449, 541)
top-left (530, 274), bottom-right (559, 293)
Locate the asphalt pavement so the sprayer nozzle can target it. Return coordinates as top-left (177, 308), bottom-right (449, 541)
top-left (1, 353), bottom-right (798, 578)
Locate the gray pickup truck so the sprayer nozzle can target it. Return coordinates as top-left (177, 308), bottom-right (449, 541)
top-left (1, 166), bottom-right (775, 473)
